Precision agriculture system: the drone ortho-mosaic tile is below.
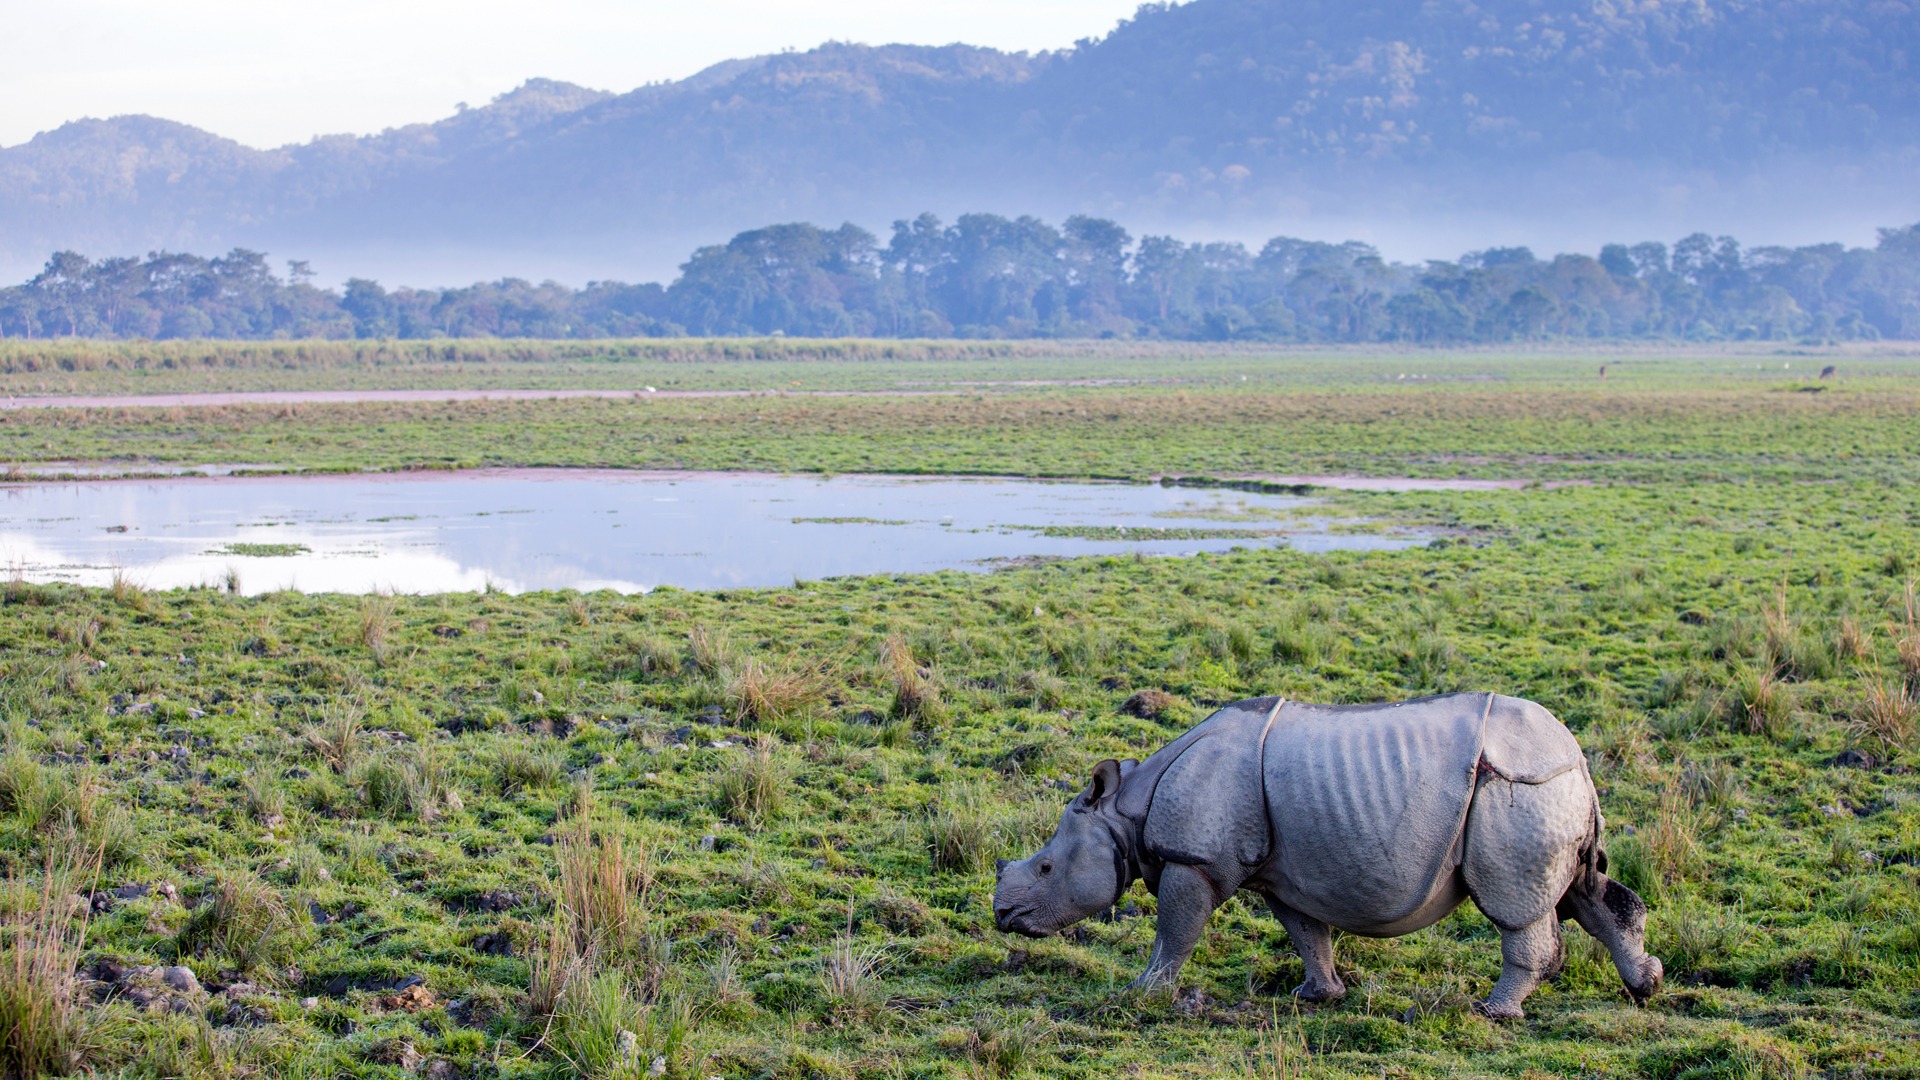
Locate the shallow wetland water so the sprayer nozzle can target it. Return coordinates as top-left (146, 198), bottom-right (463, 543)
top-left (0, 469), bottom-right (1423, 594)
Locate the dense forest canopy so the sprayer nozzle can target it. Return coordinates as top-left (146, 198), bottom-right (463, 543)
top-left (4, 214), bottom-right (1918, 344)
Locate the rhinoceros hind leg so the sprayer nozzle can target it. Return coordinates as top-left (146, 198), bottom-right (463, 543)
top-left (1560, 871), bottom-right (1663, 1004)
top-left (1476, 915), bottom-right (1563, 1020)
top-left (1127, 863), bottom-right (1217, 992)
top-left (1262, 894), bottom-right (1346, 1003)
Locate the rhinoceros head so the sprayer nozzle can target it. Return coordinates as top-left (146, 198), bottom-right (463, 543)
top-left (993, 758), bottom-right (1136, 938)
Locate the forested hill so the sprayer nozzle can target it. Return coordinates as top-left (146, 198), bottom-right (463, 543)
top-left (5, 215), bottom-right (1916, 344)
top-left (2, 0), bottom-right (1915, 284)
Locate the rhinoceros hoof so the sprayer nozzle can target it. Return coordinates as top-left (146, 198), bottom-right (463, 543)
top-left (1471, 999), bottom-right (1524, 1021)
top-left (1291, 981), bottom-right (1346, 1004)
top-left (1627, 957), bottom-right (1664, 1004)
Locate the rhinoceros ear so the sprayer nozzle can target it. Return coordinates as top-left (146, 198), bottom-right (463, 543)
top-left (1080, 758), bottom-right (1127, 810)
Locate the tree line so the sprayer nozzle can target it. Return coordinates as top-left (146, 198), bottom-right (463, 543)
top-left (3, 215), bottom-right (1916, 343)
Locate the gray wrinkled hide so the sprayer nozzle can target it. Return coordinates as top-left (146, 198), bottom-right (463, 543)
top-left (994, 690), bottom-right (1663, 1019)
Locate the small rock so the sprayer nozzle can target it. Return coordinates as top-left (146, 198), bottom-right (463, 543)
top-left (810, 858), bottom-right (827, 870)
top-left (425, 1061), bottom-right (456, 1080)
top-left (698, 835), bottom-right (717, 851)
top-left (443, 790), bottom-right (463, 813)
top-left (527, 690), bottom-right (545, 706)
top-left (186, 708), bottom-right (207, 720)
top-left (158, 966), bottom-right (200, 994)
top-left (643, 772), bottom-right (659, 782)
top-left (377, 984), bottom-right (437, 1013)
top-left (649, 1055), bottom-right (667, 1077)
top-left (300, 996), bottom-right (319, 1009)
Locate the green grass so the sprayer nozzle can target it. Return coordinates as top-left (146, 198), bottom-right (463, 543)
top-left (209, 543), bottom-right (312, 558)
top-left (0, 345), bottom-right (1917, 1077)
top-left (3, 346), bottom-right (1917, 485)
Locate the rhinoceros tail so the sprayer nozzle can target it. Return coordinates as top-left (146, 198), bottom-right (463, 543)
top-left (1559, 763), bottom-right (1609, 919)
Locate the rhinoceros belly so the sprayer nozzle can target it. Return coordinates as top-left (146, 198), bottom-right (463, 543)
top-left (1260, 694), bottom-right (1489, 935)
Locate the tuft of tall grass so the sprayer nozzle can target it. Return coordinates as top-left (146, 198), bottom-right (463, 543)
top-left (822, 936), bottom-right (890, 1023)
top-left (926, 787), bottom-right (1005, 875)
top-left (0, 857), bottom-right (113, 1079)
top-left (1722, 662), bottom-right (1792, 738)
top-left (1610, 785), bottom-right (1702, 905)
top-left (1759, 589), bottom-right (1835, 681)
top-left (355, 595), bottom-right (400, 660)
top-left (551, 971), bottom-right (688, 1080)
top-left (1239, 1010), bottom-right (1314, 1080)
top-left (883, 636), bottom-right (944, 727)
top-left (354, 743), bottom-right (455, 820)
top-left (497, 742), bottom-right (566, 793)
top-left (301, 703), bottom-right (364, 773)
top-left (1659, 902), bottom-right (1754, 976)
top-left (108, 569), bottom-right (148, 612)
top-left (965, 1011), bottom-right (1055, 1079)
top-left (1851, 682), bottom-right (1917, 751)
top-left (555, 819), bottom-right (652, 963)
top-left (724, 658), bottom-right (825, 728)
top-left (0, 758), bottom-right (140, 871)
top-left (715, 739), bottom-right (787, 825)
top-left (1896, 580), bottom-right (1920, 694)
top-left (175, 873), bottom-right (296, 972)
top-left (686, 625), bottom-right (733, 678)
top-left (1835, 615), bottom-right (1874, 665)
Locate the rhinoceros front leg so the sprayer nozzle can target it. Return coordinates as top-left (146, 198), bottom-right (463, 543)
top-left (1128, 863), bottom-right (1216, 991)
top-left (1263, 895), bottom-right (1346, 1003)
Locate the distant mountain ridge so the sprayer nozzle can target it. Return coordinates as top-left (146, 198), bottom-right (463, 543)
top-left (3, 0), bottom-right (1915, 283)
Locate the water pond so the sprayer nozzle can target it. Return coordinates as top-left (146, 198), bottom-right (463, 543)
top-left (0, 470), bottom-right (1424, 594)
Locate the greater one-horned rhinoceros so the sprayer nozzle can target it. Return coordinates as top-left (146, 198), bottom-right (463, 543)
top-left (993, 692), bottom-right (1662, 1018)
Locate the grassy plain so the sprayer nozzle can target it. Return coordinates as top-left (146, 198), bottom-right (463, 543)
top-left (1, 343), bottom-right (1918, 1079)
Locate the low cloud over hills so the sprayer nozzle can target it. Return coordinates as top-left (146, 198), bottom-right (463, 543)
top-left (3, 0), bottom-right (1915, 283)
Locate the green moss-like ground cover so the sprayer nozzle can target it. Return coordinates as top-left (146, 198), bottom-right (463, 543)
top-left (1, 346), bottom-right (1918, 1078)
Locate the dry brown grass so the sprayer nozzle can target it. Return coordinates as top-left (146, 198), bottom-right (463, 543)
top-left (0, 857), bottom-right (110, 1078)
top-left (554, 819), bottom-right (653, 962)
top-left (725, 657), bottom-right (826, 727)
top-left (356, 595), bottom-right (400, 661)
top-left (883, 636), bottom-right (943, 727)
top-left (1852, 682), bottom-right (1918, 751)
top-left (302, 702), bottom-right (364, 772)
top-left (1895, 580), bottom-right (1920, 694)
top-left (1835, 615), bottom-right (1874, 665)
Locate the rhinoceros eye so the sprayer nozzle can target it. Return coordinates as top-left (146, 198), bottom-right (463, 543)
top-left (1038, 860), bottom-right (1054, 875)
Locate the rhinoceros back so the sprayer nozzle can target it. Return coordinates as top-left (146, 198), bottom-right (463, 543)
top-left (1263, 693), bottom-right (1509, 932)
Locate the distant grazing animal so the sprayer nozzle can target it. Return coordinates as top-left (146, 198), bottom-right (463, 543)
top-left (1598, 364), bottom-right (1607, 379)
top-left (994, 692), bottom-right (1662, 1019)
top-left (1819, 365), bottom-right (1837, 380)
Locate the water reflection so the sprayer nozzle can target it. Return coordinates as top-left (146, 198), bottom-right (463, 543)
top-left (0, 470), bottom-right (1424, 594)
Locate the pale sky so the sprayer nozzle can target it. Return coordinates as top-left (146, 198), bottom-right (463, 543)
top-left (1, 1), bottom-right (1147, 149)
